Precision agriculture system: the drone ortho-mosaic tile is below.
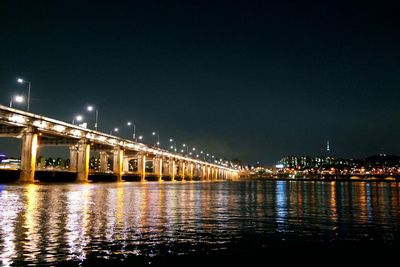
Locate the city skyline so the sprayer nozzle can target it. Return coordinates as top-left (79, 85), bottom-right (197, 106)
top-left (1, 1), bottom-right (399, 164)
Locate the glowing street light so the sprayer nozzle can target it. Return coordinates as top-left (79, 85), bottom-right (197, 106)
top-left (127, 121), bottom-right (136, 141)
top-left (9, 95), bottom-right (24, 108)
top-left (87, 105), bottom-right (99, 131)
top-left (138, 135), bottom-right (143, 141)
top-left (110, 127), bottom-right (119, 135)
top-left (17, 78), bottom-right (31, 112)
top-left (72, 115), bottom-right (83, 125)
top-left (169, 138), bottom-right (177, 152)
top-left (152, 131), bottom-right (160, 148)
top-left (182, 143), bottom-right (189, 155)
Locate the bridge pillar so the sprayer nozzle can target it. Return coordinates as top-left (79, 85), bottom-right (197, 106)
top-left (137, 154), bottom-right (146, 181)
top-left (168, 159), bottom-right (176, 181)
top-left (99, 151), bottom-right (109, 172)
top-left (153, 157), bottom-right (163, 181)
top-left (20, 128), bottom-right (38, 182)
top-left (188, 163), bottom-right (194, 180)
top-left (179, 161), bottom-right (185, 180)
top-left (202, 165), bottom-right (207, 180)
top-left (122, 157), bottom-right (130, 173)
top-left (69, 145), bottom-right (78, 172)
top-left (76, 140), bottom-right (90, 182)
top-left (113, 147), bottom-right (124, 181)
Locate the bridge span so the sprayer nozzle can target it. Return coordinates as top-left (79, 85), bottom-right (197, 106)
top-left (0, 105), bottom-right (239, 182)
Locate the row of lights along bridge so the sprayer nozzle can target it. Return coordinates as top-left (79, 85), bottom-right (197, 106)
top-left (8, 77), bottom-right (228, 167)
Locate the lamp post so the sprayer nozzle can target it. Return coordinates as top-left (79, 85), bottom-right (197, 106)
top-left (72, 115), bottom-right (83, 125)
top-left (152, 131), bottom-right (160, 148)
top-left (9, 95), bottom-right (24, 108)
top-left (17, 78), bottom-right (31, 112)
top-left (127, 121), bottom-right (136, 141)
top-left (87, 105), bottom-right (99, 131)
top-left (182, 144), bottom-right (189, 155)
top-left (169, 138), bottom-right (177, 152)
top-left (110, 127), bottom-right (119, 135)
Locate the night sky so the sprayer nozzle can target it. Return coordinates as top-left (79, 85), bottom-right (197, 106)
top-left (1, 1), bottom-right (399, 165)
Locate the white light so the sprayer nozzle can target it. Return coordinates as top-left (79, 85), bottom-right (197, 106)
top-left (97, 136), bottom-right (107, 142)
top-left (127, 121), bottom-right (131, 126)
top-left (17, 78), bottom-right (24, 83)
top-left (87, 106), bottom-right (94, 111)
top-left (71, 129), bottom-right (82, 137)
top-left (152, 132), bottom-right (156, 135)
top-left (114, 128), bottom-right (119, 132)
top-left (181, 149), bottom-right (184, 153)
top-left (183, 144), bottom-right (186, 147)
top-left (192, 148), bottom-right (196, 151)
top-left (157, 142), bottom-right (160, 145)
top-left (170, 146), bottom-right (173, 149)
top-left (33, 120), bottom-right (47, 129)
top-left (14, 95), bottom-right (24, 103)
top-left (169, 138), bottom-right (173, 142)
top-left (53, 125), bottom-right (65, 132)
top-left (138, 136), bottom-right (143, 140)
top-left (76, 115), bottom-right (83, 121)
top-left (9, 115), bottom-right (25, 124)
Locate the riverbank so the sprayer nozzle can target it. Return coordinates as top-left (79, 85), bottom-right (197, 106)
top-left (241, 174), bottom-right (400, 182)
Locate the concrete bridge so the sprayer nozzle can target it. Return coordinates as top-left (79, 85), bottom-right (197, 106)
top-left (0, 105), bottom-right (239, 182)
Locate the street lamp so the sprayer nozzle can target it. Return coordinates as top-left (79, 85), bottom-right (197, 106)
top-left (169, 138), bottom-right (177, 152)
top-left (72, 115), bottom-right (83, 125)
top-left (17, 78), bottom-right (31, 112)
top-left (110, 127), bottom-right (119, 135)
top-left (87, 105), bottom-right (99, 131)
top-left (9, 95), bottom-right (24, 108)
top-left (127, 121), bottom-right (136, 141)
top-left (182, 144), bottom-right (189, 155)
top-left (152, 131), bottom-right (160, 148)
top-left (138, 135), bottom-right (143, 141)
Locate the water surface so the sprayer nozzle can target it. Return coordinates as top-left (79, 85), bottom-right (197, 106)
top-left (0, 180), bottom-right (399, 265)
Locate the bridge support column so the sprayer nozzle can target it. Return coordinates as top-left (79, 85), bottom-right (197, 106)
top-left (123, 157), bottom-right (130, 173)
top-left (168, 159), bottom-right (176, 181)
top-left (99, 151), bottom-right (109, 172)
top-left (188, 163), bottom-right (194, 180)
top-left (202, 165), bottom-right (206, 180)
top-left (69, 145), bottom-right (78, 172)
top-left (77, 140), bottom-right (90, 182)
top-left (153, 157), bottom-right (163, 181)
top-left (137, 154), bottom-right (146, 181)
top-left (20, 129), bottom-right (38, 182)
top-left (113, 147), bottom-right (124, 182)
top-left (179, 161), bottom-right (185, 180)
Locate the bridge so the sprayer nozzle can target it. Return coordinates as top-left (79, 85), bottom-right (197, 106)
top-left (0, 105), bottom-right (239, 182)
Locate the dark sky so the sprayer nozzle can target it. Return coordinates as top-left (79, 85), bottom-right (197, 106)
top-left (1, 0), bottom-right (399, 165)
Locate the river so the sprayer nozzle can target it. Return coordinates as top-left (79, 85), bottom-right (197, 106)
top-left (0, 180), bottom-right (399, 266)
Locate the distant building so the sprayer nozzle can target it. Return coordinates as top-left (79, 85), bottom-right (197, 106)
top-left (278, 155), bottom-right (335, 169)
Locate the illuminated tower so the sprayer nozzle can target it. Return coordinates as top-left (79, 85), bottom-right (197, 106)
top-left (326, 140), bottom-right (330, 152)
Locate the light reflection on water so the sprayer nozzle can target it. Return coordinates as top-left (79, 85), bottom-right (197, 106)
top-left (0, 181), bottom-right (399, 265)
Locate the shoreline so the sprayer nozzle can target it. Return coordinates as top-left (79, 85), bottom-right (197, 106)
top-left (240, 175), bottom-right (400, 182)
